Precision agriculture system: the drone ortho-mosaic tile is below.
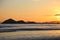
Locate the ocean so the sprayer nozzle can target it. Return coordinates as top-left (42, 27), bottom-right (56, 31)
top-left (0, 24), bottom-right (60, 40)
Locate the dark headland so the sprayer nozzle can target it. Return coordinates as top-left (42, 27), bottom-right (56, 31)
top-left (1, 18), bottom-right (60, 24)
top-left (1, 19), bottom-right (37, 24)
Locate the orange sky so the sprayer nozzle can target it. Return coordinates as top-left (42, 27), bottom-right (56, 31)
top-left (0, 0), bottom-right (60, 22)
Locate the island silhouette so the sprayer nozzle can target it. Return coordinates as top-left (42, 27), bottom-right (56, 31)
top-left (1, 18), bottom-right (60, 24)
top-left (2, 19), bottom-right (37, 24)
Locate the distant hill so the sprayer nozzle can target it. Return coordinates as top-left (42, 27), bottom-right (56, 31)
top-left (2, 19), bottom-right (37, 24)
top-left (2, 19), bottom-right (17, 24)
top-left (27, 21), bottom-right (36, 24)
top-left (17, 20), bottom-right (26, 24)
top-left (2, 18), bottom-right (60, 24)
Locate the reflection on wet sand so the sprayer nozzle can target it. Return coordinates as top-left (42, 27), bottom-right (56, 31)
top-left (0, 30), bottom-right (60, 40)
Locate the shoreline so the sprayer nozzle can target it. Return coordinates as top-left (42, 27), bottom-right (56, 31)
top-left (0, 28), bottom-right (60, 32)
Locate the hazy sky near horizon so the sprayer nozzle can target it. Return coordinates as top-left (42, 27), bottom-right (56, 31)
top-left (0, 0), bottom-right (60, 22)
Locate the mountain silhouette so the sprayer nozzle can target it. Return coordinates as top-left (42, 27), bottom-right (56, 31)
top-left (2, 19), bottom-right (37, 24)
top-left (27, 21), bottom-right (36, 24)
top-left (17, 20), bottom-right (26, 24)
top-left (2, 19), bottom-right (17, 24)
top-left (2, 19), bottom-right (60, 24)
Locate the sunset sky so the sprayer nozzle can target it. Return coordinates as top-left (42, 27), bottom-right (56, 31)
top-left (0, 0), bottom-right (60, 22)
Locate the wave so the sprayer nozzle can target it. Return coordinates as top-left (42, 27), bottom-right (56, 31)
top-left (0, 28), bottom-right (60, 33)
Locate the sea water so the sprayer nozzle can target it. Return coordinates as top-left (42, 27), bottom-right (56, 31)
top-left (0, 24), bottom-right (60, 40)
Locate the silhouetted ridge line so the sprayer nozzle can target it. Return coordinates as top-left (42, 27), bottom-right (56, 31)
top-left (27, 21), bottom-right (36, 24)
top-left (17, 20), bottom-right (26, 24)
top-left (2, 19), bottom-right (37, 24)
top-left (2, 19), bottom-right (17, 24)
top-left (2, 18), bottom-right (60, 24)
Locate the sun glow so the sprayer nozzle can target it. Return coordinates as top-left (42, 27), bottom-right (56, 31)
top-left (53, 8), bottom-right (60, 21)
top-left (55, 14), bottom-right (60, 21)
top-left (55, 15), bottom-right (60, 21)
